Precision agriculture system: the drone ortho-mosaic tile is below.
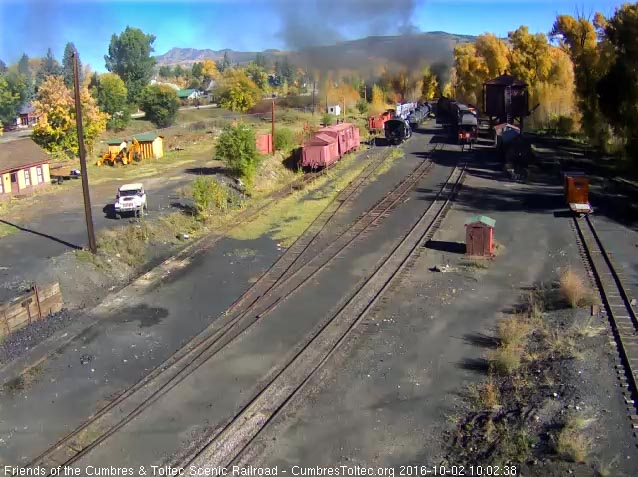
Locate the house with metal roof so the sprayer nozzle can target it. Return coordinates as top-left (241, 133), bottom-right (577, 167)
top-left (176, 89), bottom-right (202, 101)
top-left (0, 139), bottom-right (51, 198)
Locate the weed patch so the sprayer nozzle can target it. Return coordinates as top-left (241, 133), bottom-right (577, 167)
top-left (450, 270), bottom-right (610, 472)
top-left (560, 268), bottom-right (595, 308)
top-left (554, 416), bottom-right (594, 463)
top-left (228, 149), bottom-right (391, 247)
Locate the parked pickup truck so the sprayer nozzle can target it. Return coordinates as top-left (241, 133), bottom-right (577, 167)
top-left (113, 183), bottom-right (147, 218)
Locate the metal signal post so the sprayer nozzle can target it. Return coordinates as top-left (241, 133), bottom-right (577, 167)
top-left (271, 98), bottom-right (276, 155)
top-left (72, 51), bottom-right (97, 254)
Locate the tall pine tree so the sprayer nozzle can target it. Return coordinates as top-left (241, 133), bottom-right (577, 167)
top-left (17, 53), bottom-right (34, 100)
top-left (35, 48), bottom-right (62, 91)
top-left (62, 42), bottom-right (82, 88)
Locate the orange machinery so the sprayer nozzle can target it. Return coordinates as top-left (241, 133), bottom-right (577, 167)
top-left (563, 171), bottom-right (592, 214)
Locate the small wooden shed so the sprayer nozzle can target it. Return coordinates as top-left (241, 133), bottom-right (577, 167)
top-left (132, 132), bottom-right (164, 159)
top-left (106, 139), bottom-right (127, 155)
top-left (465, 215), bottom-right (496, 257)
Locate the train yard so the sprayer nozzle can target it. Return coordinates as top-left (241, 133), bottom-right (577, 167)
top-left (1, 110), bottom-right (638, 476)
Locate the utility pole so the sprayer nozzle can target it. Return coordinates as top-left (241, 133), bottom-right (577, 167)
top-left (312, 80), bottom-right (316, 115)
top-left (72, 51), bottom-right (97, 254)
top-left (271, 98), bottom-right (276, 155)
top-left (342, 96), bottom-right (346, 122)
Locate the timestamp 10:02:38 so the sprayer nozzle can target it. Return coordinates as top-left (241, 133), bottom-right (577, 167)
top-left (399, 465), bottom-right (518, 476)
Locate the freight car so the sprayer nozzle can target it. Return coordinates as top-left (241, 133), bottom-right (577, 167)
top-left (368, 111), bottom-right (393, 133)
top-left (301, 122), bottom-right (360, 169)
top-left (408, 103), bottom-right (431, 130)
top-left (395, 102), bottom-right (418, 120)
top-left (384, 118), bottom-right (412, 145)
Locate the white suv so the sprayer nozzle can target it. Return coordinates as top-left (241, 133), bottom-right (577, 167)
top-left (113, 183), bottom-right (148, 218)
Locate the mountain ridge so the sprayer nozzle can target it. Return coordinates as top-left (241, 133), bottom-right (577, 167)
top-left (154, 31), bottom-right (476, 69)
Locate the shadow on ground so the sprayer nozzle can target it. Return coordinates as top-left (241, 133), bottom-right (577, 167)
top-left (0, 219), bottom-right (83, 250)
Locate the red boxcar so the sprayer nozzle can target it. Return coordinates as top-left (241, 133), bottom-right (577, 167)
top-left (301, 133), bottom-right (340, 168)
top-left (301, 122), bottom-right (360, 169)
top-left (318, 123), bottom-right (359, 157)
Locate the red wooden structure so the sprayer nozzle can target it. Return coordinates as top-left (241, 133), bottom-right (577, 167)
top-left (256, 133), bottom-right (273, 155)
top-left (465, 215), bottom-right (496, 257)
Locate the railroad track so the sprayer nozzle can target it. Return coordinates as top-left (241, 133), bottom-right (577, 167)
top-left (182, 160), bottom-right (466, 468)
top-left (27, 143), bottom-right (439, 471)
top-left (573, 215), bottom-right (638, 434)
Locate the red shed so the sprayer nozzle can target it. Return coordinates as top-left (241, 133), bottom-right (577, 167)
top-left (256, 133), bottom-right (273, 154)
top-left (465, 215), bottom-right (496, 257)
top-left (301, 133), bottom-right (339, 168)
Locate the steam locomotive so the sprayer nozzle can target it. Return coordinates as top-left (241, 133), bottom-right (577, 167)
top-left (437, 97), bottom-right (478, 150)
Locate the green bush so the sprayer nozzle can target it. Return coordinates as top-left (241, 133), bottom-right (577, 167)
top-left (139, 84), bottom-right (180, 128)
top-left (192, 176), bottom-right (229, 216)
top-left (321, 113), bottom-right (334, 126)
top-left (274, 127), bottom-right (296, 151)
top-left (356, 99), bottom-right (369, 115)
top-left (216, 123), bottom-right (261, 186)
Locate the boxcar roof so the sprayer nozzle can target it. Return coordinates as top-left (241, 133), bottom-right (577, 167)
top-left (320, 123), bottom-right (353, 132)
top-left (484, 74), bottom-right (527, 87)
top-left (307, 133), bottom-right (335, 145)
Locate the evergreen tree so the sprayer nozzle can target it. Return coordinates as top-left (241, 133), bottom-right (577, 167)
top-left (217, 51), bottom-right (231, 73)
top-left (35, 48), bottom-right (62, 90)
top-left (62, 42), bottom-right (82, 88)
top-left (18, 53), bottom-right (34, 100)
top-left (255, 52), bottom-right (268, 69)
top-left (158, 65), bottom-right (172, 78)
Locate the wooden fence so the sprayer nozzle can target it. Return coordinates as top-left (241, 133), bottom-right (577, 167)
top-left (0, 283), bottom-right (63, 339)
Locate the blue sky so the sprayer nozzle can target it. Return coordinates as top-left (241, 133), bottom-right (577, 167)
top-left (0, 0), bottom-right (624, 72)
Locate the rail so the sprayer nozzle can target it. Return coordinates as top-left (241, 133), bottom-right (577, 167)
top-left (184, 160), bottom-right (466, 468)
top-left (27, 142), bottom-right (435, 471)
top-left (573, 215), bottom-right (638, 434)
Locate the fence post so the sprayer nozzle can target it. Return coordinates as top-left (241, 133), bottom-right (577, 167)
top-left (33, 283), bottom-right (42, 320)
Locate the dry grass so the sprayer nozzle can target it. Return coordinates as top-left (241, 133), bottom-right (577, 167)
top-left (497, 314), bottom-right (531, 348)
top-left (572, 315), bottom-right (605, 338)
top-left (555, 416), bottom-right (594, 463)
top-left (460, 259), bottom-right (489, 270)
top-left (492, 240), bottom-right (506, 256)
top-left (527, 290), bottom-right (545, 321)
top-left (469, 376), bottom-right (501, 410)
top-left (95, 222), bottom-right (152, 267)
top-left (488, 314), bottom-right (532, 375)
top-left (489, 344), bottom-right (523, 375)
top-left (547, 331), bottom-right (584, 360)
top-left (560, 268), bottom-right (596, 308)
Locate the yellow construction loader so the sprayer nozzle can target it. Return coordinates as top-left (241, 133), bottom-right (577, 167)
top-left (96, 138), bottom-right (141, 167)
